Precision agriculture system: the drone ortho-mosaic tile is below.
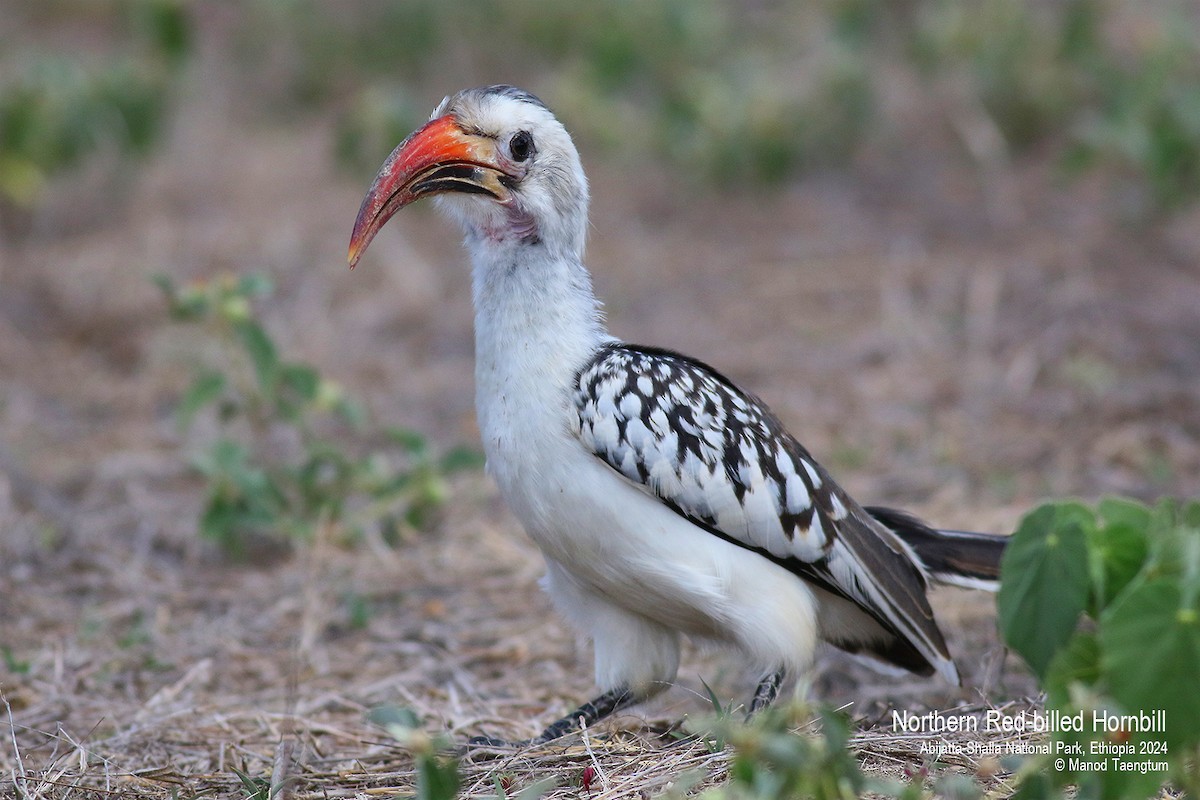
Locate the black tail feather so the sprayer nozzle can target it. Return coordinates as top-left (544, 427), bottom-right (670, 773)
top-left (866, 506), bottom-right (1008, 590)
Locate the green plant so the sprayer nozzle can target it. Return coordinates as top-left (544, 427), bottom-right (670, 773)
top-left (239, 0), bottom-right (877, 188)
top-left (998, 497), bottom-right (1200, 799)
top-left (685, 701), bottom-right (950, 800)
top-left (907, 0), bottom-right (1200, 211)
top-left (230, 766), bottom-right (271, 800)
top-left (907, 0), bottom-right (1096, 150)
top-left (369, 706), bottom-right (557, 800)
top-left (234, 0), bottom-right (1200, 207)
top-left (0, 0), bottom-right (190, 211)
top-left (158, 272), bottom-right (479, 558)
top-left (370, 707), bottom-right (460, 800)
top-left (1066, 29), bottom-right (1200, 211)
top-left (1, 646), bottom-right (30, 675)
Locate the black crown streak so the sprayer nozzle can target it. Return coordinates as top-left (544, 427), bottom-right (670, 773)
top-left (478, 84), bottom-right (550, 111)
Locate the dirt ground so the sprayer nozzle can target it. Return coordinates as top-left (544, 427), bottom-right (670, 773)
top-left (3, 17), bottom-right (1200, 800)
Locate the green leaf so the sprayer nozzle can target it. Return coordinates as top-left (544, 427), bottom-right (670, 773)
top-left (439, 445), bottom-right (485, 474)
top-left (192, 439), bottom-right (287, 556)
top-left (511, 777), bottom-right (557, 800)
top-left (1180, 500), bottom-right (1200, 530)
top-left (932, 774), bottom-right (982, 800)
top-left (1100, 578), bottom-right (1200, 750)
top-left (1043, 631), bottom-right (1101, 708)
top-left (698, 676), bottom-right (728, 716)
top-left (191, 437), bottom-right (244, 478)
top-left (230, 768), bottom-right (269, 800)
top-left (296, 445), bottom-right (352, 510)
top-left (154, 272), bottom-right (207, 320)
top-left (234, 320), bottom-right (278, 392)
top-left (333, 396), bottom-right (367, 429)
top-left (368, 705), bottom-right (421, 731)
top-left (236, 272), bottom-right (274, 298)
top-left (1088, 521), bottom-right (1149, 609)
top-left (277, 362), bottom-right (321, 418)
top-left (1140, 500), bottom-right (1200, 589)
top-left (818, 706), bottom-right (852, 753)
top-left (1098, 496), bottom-right (1152, 531)
top-left (151, 272), bottom-right (175, 299)
top-left (369, 705), bottom-right (459, 800)
top-left (176, 370), bottom-right (225, 430)
top-left (142, 0), bottom-right (192, 69)
top-left (416, 754), bottom-right (459, 800)
top-left (1011, 767), bottom-right (1054, 800)
top-left (997, 502), bottom-right (1094, 679)
top-left (387, 426), bottom-right (429, 456)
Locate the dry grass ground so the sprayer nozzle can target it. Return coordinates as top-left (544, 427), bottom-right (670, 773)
top-left (3, 20), bottom-right (1200, 799)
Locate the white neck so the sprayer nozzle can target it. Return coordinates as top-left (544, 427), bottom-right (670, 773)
top-left (469, 238), bottom-right (609, 473)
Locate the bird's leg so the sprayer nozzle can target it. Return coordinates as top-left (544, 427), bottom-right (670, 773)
top-left (747, 669), bottom-right (786, 718)
top-left (467, 686), bottom-right (636, 749)
top-left (531, 686), bottom-right (636, 743)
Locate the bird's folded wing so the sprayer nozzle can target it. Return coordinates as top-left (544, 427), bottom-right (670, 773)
top-left (574, 343), bottom-right (954, 679)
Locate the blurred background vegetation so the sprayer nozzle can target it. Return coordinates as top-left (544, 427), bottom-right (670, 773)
top-left (2, 0), bottom-right (1199, 549)
top-left (3, 0), bottom-right (1200, 224)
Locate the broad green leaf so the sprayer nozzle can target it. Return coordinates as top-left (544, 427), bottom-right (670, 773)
top-left (1097, 496), bottom-right (1152, 531)
top-left (176, 370), bottom-right (225, 430)
top-left (1093, 497), bottom-right (1152, 609)
top-left (1011, 768), bottom-right (1053, 800)
top-left (997, 502), bottom-right (1093, 679)
top-left (1043, 630), bottom-right (1101, 708)
top-left (1100, 579), bottom-right (1200, 750)
top-left (1180, 500), bottom-right (1200, 529)
top-left (1088, 521), bottom-right (1149, 609)
top-left (1140, 499), bottom-right (1200, 587)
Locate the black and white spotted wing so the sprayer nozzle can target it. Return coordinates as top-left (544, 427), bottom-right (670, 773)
top-left (573, 343), bottom-right (955, 679)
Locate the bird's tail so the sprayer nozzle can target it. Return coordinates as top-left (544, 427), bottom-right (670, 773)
top-left (866, 506), bottom-right (1008, 591)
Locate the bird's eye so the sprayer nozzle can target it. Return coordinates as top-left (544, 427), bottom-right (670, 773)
top-left (509, 131), bottom-right (535, 162)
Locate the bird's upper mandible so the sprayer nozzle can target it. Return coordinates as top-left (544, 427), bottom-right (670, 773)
top-left (349, 85), bottom-right (589, 268)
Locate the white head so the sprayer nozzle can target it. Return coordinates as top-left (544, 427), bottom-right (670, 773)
top-left (348, 86), bottom-right (589, 267)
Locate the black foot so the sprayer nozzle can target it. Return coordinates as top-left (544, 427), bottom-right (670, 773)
top-left (464, 734), bottom-right (527, 749)
top-left (747, 669), bottom-right (785, 719)
top-left (464, 686), bottom-right (637, 750)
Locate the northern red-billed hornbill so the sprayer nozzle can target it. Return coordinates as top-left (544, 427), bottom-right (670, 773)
top-left (349, 85), bottom-right (1006, 747)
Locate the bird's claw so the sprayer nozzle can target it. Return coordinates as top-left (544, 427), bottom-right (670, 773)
top-left (461, 733), bottom-right (551, 754)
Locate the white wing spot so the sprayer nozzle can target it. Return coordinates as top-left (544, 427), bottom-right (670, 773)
top-left (829, 492), bottom-right (848, 520)
top-left (802, 458), bottom-right (822, 489)
top-left (785, 472), bottom-right (811, 515)
top-left (618, 392), bottom-right (642, 419)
